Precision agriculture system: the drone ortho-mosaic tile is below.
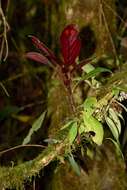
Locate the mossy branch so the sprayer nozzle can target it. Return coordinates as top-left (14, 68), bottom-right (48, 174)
top-left (0, 138), bottom-right (68, 189)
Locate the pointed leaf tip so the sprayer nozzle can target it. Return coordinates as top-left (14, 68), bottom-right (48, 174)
top-left (28, 35), bottom-right (50, 56)
top-left (26, 52), bottom-right (50, 65)
top-left (28, 35), bottom-right (57, 64)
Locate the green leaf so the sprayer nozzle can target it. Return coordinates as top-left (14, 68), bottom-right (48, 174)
top-left (82, 67), bottom-right (111, 81)
top-left (82, 63), bottom-right (95, 73)
top-left (68, 122), bottom-right (78, 144)
top-left (60, 120), bottom-right (75, 130)
top-left (68, 155), bottom-right (81, 176)
top-left (0, 106), bottom-right (21, 121)
top-left (83, 97), bottom-right (97, 116)
top-left (89, 117), bottom-right (104, 145)
top-left (105, 116), bottom-right (119, 142)
top-left (108, 108), bottom-right (121, 135)
top-left (112, 87), bottom-right (120, 96)
top-left (74, 67), bottom-right (111, 83)
top-left (79, 124), bottom-right (85, 135)
top-left (116, 112), bottom-right (124, 123)
top-left (86, 148), bottom-right (94, 159)
top-left (83, 113), bottom-right (104, 145)
top-left (22, 111), bottom-right (46, 145)
top-left (83, 96), bottom-right (104, 145)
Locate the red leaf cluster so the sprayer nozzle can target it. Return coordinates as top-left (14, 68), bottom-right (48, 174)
top-left (26, 24), bottom-right (81, 69)
top-left (60, 24), bottom-right (81, 66)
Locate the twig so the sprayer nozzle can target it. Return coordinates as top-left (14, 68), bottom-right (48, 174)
top-left (0, 144), bottom-right (46, 156)
top-left (20, 100), bottom-right (46, 110)
top-left (0, 138), bottom-right (68, 189)
top-left (0, 81), bottom-right (10, 97)
top-left (99, 0), bottom-right (118, 64)
top-left (0, 0), bottom-right (9, 61)
top-left (103, 0), bottom-right (125, 25)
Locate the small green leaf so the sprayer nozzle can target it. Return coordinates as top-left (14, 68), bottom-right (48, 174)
top-left (82, 63), bottom-right (95, 73)
top-left (74, 67), bottom-right (111, 83)
top-left (90, 117), bottom-right (104, 145)
top-left (83, 97), bottom-right (104, 145)
top-left (105, 116), bottom-right (119, 142)
top-left (22, 111), bottom-right (46, 145)
top-left (108, 108), bottom-right (121, 135)
top-left (86, 148), bottom-right (94, 159)
top-left (68, 155), bottom-right (80, 176)
top-left (82, 67), bottom-right (111, 80)
top-left (60, 120), bottom-right (75, 130)
top-left (116, 112), bottom-right (124, 123)
top-left (112, 88), bottom-right (120, 96)
top-left (68, 122), bottom-right (78, 144)
top-left (83, 113), bottom-right (104, 145)
top-left (83, 97), bottom-right (97, 116)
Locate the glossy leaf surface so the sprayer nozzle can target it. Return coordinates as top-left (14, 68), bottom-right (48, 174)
top-left (83, 97), bottom-right (104, 145)
top-left (83, 112), bottom-right (104, 145)
top-left (60, 24), bottom-right (81, 65)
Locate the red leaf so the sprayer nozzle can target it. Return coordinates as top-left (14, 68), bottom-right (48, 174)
top-left (60, 24), bottom-right (81, 65)
top-left (26, 52), bottom-right (50, 65)
top-left (28, 35), bottom-right (57, 64)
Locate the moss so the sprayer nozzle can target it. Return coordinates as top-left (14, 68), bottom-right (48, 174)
top-left (47, 77), bottom-right (73, 137)
top-left (0, 136), bottom-right (68, 189)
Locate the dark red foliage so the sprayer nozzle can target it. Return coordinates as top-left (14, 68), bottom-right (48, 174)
top-left (26, 52), bottom-right (50, 65)
top-left (26, 24), bottom-right (83, 88)
top-left (28, 35), bottom-right (58, 66)
top-left (60, 24), bottom-right (81, 66)
top-left (26, 24), bottom-right (83, 111)
top-left (26, 24), bottom-right (81, 68)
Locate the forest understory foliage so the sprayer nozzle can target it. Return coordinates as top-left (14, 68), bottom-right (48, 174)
top-left (1, 0), bottom-right (127, 190)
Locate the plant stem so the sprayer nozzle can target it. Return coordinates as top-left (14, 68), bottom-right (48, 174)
top-left (66, 83), bottom-right (76, 114)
